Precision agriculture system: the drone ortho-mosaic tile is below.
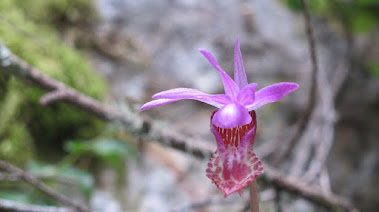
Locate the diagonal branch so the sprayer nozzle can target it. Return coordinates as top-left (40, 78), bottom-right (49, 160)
top-left (262, 165), bottom-right (358, 212)
top-left (0, 44), bottom-right (124, 123)
top-left (0, 45), bottom-right (359, 212)
top-left (0, 198), bottom-right (73, 212)
top-left (0, 161), bottom-right (90, 212)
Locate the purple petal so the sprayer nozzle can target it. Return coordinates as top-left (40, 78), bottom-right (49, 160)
top-left (237, 83), bottom-right (257, 106)
top-left (199, 49), bottom-right (239, 100)
top-left (212, 103), bottom-right (252, 128)
top-left (210, 124), bottom-right (226, 154)
top-left (237, 125), bottom-right (256, 159)
top-left (139, 99), bottom-right (180, 111)
top-left (246, 82), bottom-right (299, 111)
top-left (234, 38), bottom-right (248, 89)
top-left (152, 88), bottom-right (231, 108)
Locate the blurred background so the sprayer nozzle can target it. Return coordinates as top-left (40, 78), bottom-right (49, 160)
top-left (0, 0), bottom-right (378, 211)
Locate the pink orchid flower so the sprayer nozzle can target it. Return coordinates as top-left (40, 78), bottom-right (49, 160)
top-left (140, 38), bottom-right (298, 197)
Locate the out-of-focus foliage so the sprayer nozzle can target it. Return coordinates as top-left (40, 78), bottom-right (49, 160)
top-left (26, 160), bottom-right (95, 199)
top-left (367, 61), bottom-right (379, 76)
top-left (0, 160), bottom-right (94, 204)
top-left (0, 189), bottom-right (57, 206)
top-left (63, 137), bottom-right (134, 185)
top-left (0, 79), bottom-right (34, 165)
top-left (285, 0), bottom-right (379, 33)
top-left (11, 0), bottom-right (98, 28)
top-left (284, 0), bottom-right (379, 78)
top-left (65, 138), bottom-right (134, 168)
top-left (0, 0), bottom-right (107, 165)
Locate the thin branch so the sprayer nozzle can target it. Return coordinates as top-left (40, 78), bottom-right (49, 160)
top-left (0, 172), bottom-right (82, 187)
top-left (0, 172), bottom-right (19, 181)
top-left (273, 0), bottom-right (319, 165)
top-left (40, 90), bottom-right (72, 106)
top-left (0, 198), bottom-right (73, 212)
top-left (0, 45), bottom-right (359, 212)
top-left (262, 166), bottom-right (359, 212)
top-left (319, 168), bottom-right (332, 195)
top-left (0, 44), bottom-right (124, 123)
top-left (0, 161), bottom-right (90, 212)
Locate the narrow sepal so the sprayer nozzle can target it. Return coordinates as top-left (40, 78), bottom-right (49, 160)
top-left (246, 82), bottom-right (299, 111)
top-left (199, 49), bottom-right (239, 100)
top-left (152, 87), bottom-right (231, 108)
top-left (234, 38), bottom-right (248, 89)
top-left (139, 99), bottom-right (180, 111)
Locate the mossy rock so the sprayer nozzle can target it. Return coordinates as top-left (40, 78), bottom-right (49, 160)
top-left (0, 0), bottom-right (107, 163)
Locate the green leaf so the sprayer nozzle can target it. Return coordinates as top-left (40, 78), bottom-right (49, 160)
top-left (356, 0), bottom-right (379, 6)
top-left (64, 138), bottom-right (134, 166)
top-left (25, 160), bottom-right (94, 198)
top-left (367, 61), bottom-right (379, 76)
top-left (0, 190), bottom-right (32, 203)
top-left (59, 166), bottom-right (94, 198)
top-left (351, 12), bottom-right (377, 33)
top-left (64, 139), bottom-right (88, 154)
top-left (286, 0), bottom-right (302, 11)
top-left (90, 139), bottom-right (133, 166)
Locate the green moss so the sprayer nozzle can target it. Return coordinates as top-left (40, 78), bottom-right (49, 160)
top-left (0, 123), bottom-right (35, 166)
top-left (0, 0), bottom-right (107, 163)
top-left (14, 0), bottom-right (98, 28)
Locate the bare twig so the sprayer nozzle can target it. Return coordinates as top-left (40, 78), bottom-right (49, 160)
top-left (0, 171), bottom-right (81, 187)
top-left (319, 168), bottom-right (332, 195)
top-left (0, 45), bottom-right (359, 212)
top-left (273, 0), bottom-right (319, 165)
top-left (0, 198), bottom-right (73, 212)
top-left (0, 172), bottom-right (19, 181)
top-left (0, 44), bottom-right (124, 123)
top-left (40, 90), bottom-right (72, 106)
top-left (290, 67), bottom-right (336, 180)
top-left (262, 166), bottom-right (358, 212)
top-left (0, 161), bottom-right (90, 212)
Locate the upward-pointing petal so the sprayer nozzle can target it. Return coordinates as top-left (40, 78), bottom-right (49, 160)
top-left (199, 49), bottom-right (239, 100)
top-left (234, 38), bottom-right (248, 90)
top-left (246, 82), bottom-right (299, 111)
top-left (237, 83), bottom-right (257, 106)
top-left (152, 88), bottom-right (232, 108)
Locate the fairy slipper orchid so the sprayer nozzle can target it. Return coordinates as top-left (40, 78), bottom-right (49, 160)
top-left (140, 38), bottom-right (298, 196)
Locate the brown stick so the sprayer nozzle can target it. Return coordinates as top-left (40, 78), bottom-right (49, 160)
top-left (262, 165), bottom-right (358, 212)
top-left (0, 160), bottom-right (90, 212)
top-left (0, 45), bottom-right (124, 123)
top-left (249, 180), bottom-right (259, 212)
